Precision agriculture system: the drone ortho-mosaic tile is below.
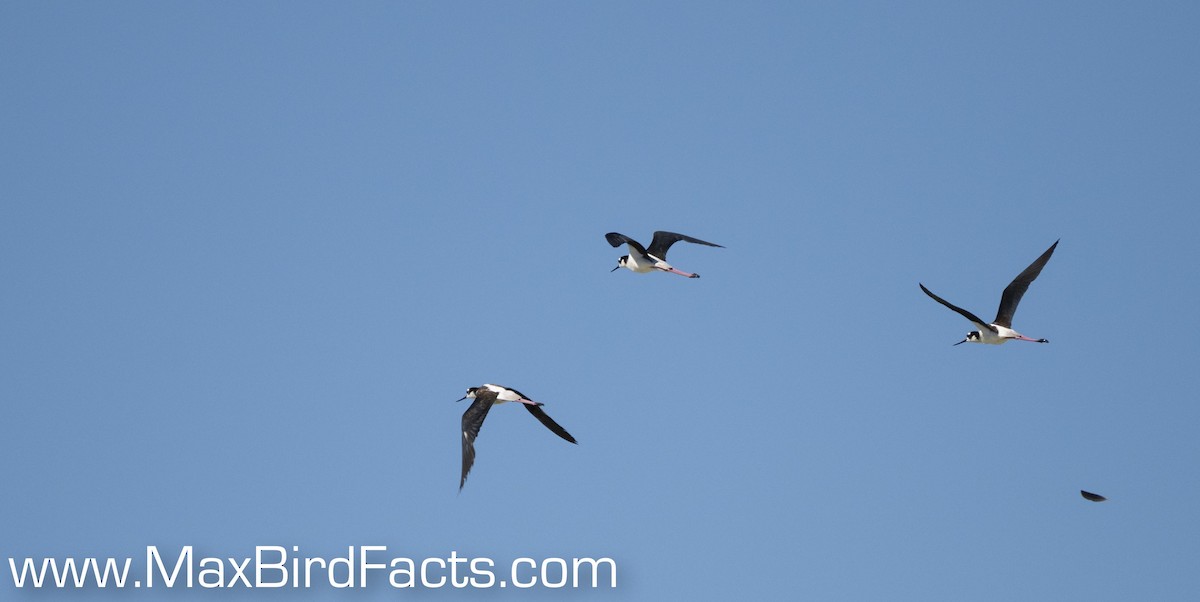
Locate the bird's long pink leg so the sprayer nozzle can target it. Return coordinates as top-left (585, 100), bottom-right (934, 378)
top-left (661, 267), bottom-right (699, 278)
top-left (516, 398), bottom-right (543, 406)
top-left (1010, 334), bottom-right (1049, 343)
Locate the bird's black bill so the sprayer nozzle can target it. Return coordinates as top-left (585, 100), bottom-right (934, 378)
top-left (456, 396), bottom-right (467, 402)
top-left (610, 265), bottom-right (620, 272)
top-left (953, 339), bottom-right (968, 346)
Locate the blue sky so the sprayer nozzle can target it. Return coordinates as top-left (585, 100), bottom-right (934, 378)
top-left (3, 2), bottom-right (1199, 600)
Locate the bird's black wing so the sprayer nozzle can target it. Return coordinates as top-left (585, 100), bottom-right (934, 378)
top-left (1080, 490), bottom-right (1107, 502)
top-left (994, 240), bottom-right (1058, 328)
top-left (460, 392), bottom-right (497, 490)
top-left (920, 283), bottom-right (996, 332)
top-left (524, 403), bottom-right (577, 444)
top-left (604, 232), bottom-right (648, 257)
top-left (503, 386), bottom-right (533, 402)
top-left (646, 231), bottom-right (724, 261)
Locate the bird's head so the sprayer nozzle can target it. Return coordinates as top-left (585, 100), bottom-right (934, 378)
top-left (457, 387), bottom-right (480, 402)
top-left (954, 331), bottom-right (982, 346)
top-left (611, 255), bottom-right (629, 272)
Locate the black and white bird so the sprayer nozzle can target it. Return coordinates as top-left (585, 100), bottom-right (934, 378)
top-left (457, 384), bottom-right (577, 491)
top-left (606, 231), bottom-right (723, 278)
top-left (1081, 490), bottom-right (1107, 502)
top-left (920, 240), bottom-right (1059, 346)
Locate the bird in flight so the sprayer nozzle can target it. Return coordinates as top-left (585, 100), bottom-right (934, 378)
top-left (919, 240), bottom-right (1059, 345)
top-left (605, 231), bottom-right (723, 278)
top-left (458, 384), bottom-right (577, 491)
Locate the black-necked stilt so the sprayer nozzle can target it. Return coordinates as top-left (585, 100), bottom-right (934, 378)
top-left (457, 384), bottom-right (577, 491)
top-left (606, 231), bottom-right (723, 278)
top-left (920, 240), bottom-right (1059, 346)
top-left (1081, 490), bottom-right (1107, 502)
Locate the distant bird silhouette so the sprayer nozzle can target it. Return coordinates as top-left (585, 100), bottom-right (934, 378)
top-left (1081, 490), bottom-right (1107, 502)
top-left (606, 231), bottom-right (723, 278)
top-left (457, 384), bottom-right (576, 491)
top-left (920, 240), bottom-right (1058, 345)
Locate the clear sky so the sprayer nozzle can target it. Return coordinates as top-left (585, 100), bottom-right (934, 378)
top-left (3, 2), bottom-right (1199, 600)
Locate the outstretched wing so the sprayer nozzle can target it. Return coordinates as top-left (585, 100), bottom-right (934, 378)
top-left (524, 403), bottom-right (578, 444)
top-left (646, 231), bottom-right (724, 261)
top-left (604, 232), bottom-right (648, 257)
top-left (1080, 490), bottom-right (1107, 502)
top-left (920, 283), bottom-right (996, 332)
top-left (460, 391), bottom-right (497, 490)
top-left (994, 240), bottom-right (1058, 328)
